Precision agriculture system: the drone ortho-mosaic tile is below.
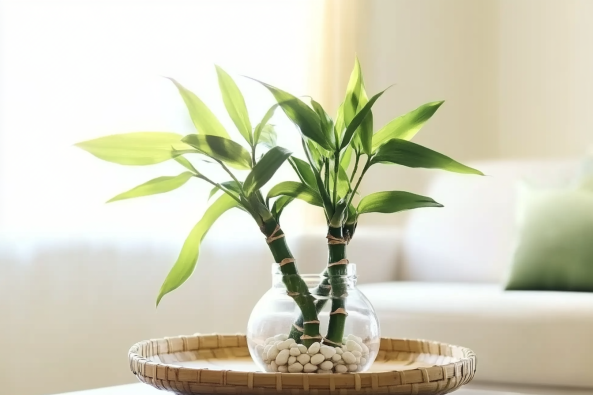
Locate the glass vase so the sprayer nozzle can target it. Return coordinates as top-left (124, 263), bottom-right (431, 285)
top-left (247, 264), bottom-right (380, 373)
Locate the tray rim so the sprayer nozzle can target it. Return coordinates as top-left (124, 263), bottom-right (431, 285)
top-left (129, 333), bottom-right (476, 394)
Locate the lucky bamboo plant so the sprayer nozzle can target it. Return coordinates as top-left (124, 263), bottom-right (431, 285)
top-left (76, 60), bottom-right (482, 355)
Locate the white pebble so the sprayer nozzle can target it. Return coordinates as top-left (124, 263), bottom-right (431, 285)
top-left (308, 342), bottom-right (320, 355)
top-left (352, 350), bottom-right (362, 358)
top-left (347, 334), bottom-right (362, 344)
top-left (275, 349), bottom-right (290, 365)
top-left (360, 357), bottom-right (367, 365)
top-left (275, 334), bottom-right (288, 341)
top-left (310, 353), bottom-right (325, 365)
top-left (278, 365), bottom-right (288, 373)
top-left (267, 345), bottom-right (279, 360)
top-left (288, 356), bottom-right (297, 365)
top-left (303, 363), bottom-right (318, 373)
top-left (335, 364), bottom-right (348, 373)
top-left (336, 359), bottom-right (345, 365)
top-left (320, 360), bottom-right (333, 370)
top-left (346, 340), bottom-right (362, 352)
top-left (297, 344), bottom-right (307, 354)
top-left (320, 345), bottom-right (336, 359)
top-left (289, 347), bottom-right (301, 356)
top-left (356, 356), bottom-right (361, 364)
top-left (266, 364), bottom-right (272, 371)
top-left (335, 347), bottom-right (343, 355)
top-left (348, 364), bottom-right (358, 372)
top-left (264, 337), bottom-right (275, 345)
top-left (361, 343), bottom-right (369, 354)
top-left (263, 345), bottom-right (272, 360)
top-left (318, 369), bottom-right (333, 374)
top-left (278, 339), bottom-right (294, 350)
top-left (342, 351), bottom-right (356, 364)
top-left (271, 361), bottom-right (278, 371)
top-left (288, 362), bottom-right (304, 373)
top-left (297, 354), bottom-right (310, 365)
top-left (331, 353), bottom-right (342, 362)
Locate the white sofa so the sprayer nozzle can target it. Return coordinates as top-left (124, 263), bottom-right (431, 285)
top-left (2, 158), bottom-right (593, 395)
top-left (358, 158), bottom-right (593, 391)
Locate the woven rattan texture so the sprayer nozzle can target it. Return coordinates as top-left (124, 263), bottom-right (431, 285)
top-left (129, 334), bottom-right (476, 394)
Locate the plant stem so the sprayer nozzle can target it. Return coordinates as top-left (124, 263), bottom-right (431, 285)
top-left (251, 144), bottom-right (257, 167)
top-left (288, 273), bottom-right (331, 342)
top-left (325, 225), bottom-right (348, 346)
top-left (332, 152), bottom-right (339, 207)
top-left (218, 160), bottom-right (244, 193)
top-left (346, 160), bottom-right (371, 210)
top-left (261, 218), bottom-right (322, 347)
top-left (349, 153), bottom-right (361, 184)
top-left (324, 157), bottom-right (330, 194)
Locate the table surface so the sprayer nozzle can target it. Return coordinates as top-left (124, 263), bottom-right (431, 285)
top-left (53, 383), bottom-right (540, 395)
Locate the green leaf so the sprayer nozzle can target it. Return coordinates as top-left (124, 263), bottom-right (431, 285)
top-left (215, 66), bottom-right (252, 144)
top-left (288, 156), bottom-right (317, 189)
top-left (253, 104), bottom-right (279, 145)
top-left (208, 180), bottom-right (242, 200)
top-left (182, 134), bottom-right (252, 170)
top-left (371, 138), bottom-right (484, 175)
top-left (345, 202), bottom-right (357, 224)
top-left (358, 191), bottom-right (443, 214)
top-left (174, 156), bottom-right (199, 174)
top-left (267, 181), bottom-right (323, 207)
top-left (343, 57), bottom-right (364, 127)
top-left (257, 124), bottom-right (277, 148)
top-left (357, 87), bottom-right (374, 155)
top-left (166, 77), bottom-right (230, 138)
top-left (340, 145), bottom-right (354, 170)
top-left (244, 146), bottom-right (292, 196)
top-left (341, 89), bottom-right (386, 151)
top-left (313, 161), bottom-right (334, 218)
top-left (372, 101), bottom-right (445, 151)
top-left (253, 79), bottom-right (332, 150)
top-left (75, 132), bottom-right (188, 165)
top-left (107, 172), bottom-right (194, 203)
top-left (305, 139), bottom-right (323, 170)
top-left (334, 102), bottom-right (346, 138)
top-left (310, 98), bottom-right (336, 148)
top-left (156, 194), bottom-right (239, 306)
top-left (271, 196), bottom-right (294, 222)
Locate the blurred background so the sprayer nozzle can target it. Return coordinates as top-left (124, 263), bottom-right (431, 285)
top-left (1, 1), bottom-right (593, 395)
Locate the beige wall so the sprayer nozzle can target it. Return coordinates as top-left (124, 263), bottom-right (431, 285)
top-left (310, 0), bottom-right (593, 226)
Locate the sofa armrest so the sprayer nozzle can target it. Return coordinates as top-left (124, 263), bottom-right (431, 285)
top-left (291, 226), bottom-right (401, 284)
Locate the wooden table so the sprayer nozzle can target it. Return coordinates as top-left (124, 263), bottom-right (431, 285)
top-left (55, 383), bottom-right (525, 395)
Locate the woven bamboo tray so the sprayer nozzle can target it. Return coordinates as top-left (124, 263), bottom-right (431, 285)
top-left (129, 334), bottom-right (476, 394)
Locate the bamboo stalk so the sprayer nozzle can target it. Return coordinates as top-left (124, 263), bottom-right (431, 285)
top-left (260, 218), bottom-right (322, 347)
top-left (324, 225), bottom-right (348, 346)
top-left (288, 273), bottom-right (331, 342)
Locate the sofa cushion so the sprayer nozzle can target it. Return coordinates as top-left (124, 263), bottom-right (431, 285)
top-left (359, 281), bottom-right (593, 388)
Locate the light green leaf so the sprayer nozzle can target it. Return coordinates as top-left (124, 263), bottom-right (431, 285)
top-left (75, 132), bottom-right (188, 165)
top-left (257, 124), bottom-right (277, 148)
top-left (357, 86), bottom-right (374, 155)
top-left (334, 102), bottom-right (346, 138)
top-left (341, 89), bottom-right (386, 151)
top-left (343, 57), bottom-right (364, 127)
top-left (215, 66), bottom-right (252, 144)
top-left (371, 138), bottom-right (484, 175)
top-left (313, 161), bottom-right (334, 218)
top-left (166, 77), bottom-right (230, 138)
top-left (107, 172), bottom-right (194, 203)
top-left (358, 191), bottom-right (443, 214)
top-left (182, 134), bottom-right (252, 170)
top-left (253, 79), bottom-right (332, 150)
top-left (244, 146), bottom-right (292, 196)
top-left (305, 139), bottom-right (323, 170)
top-left (271, 195), bottom-right (294, 222)
top-left (156, 194), bottom-right (239, 306)
top-left (340, 145), bottom-right (354, 170)
top-left (208, 180), bottom-right (242, 200)
top-left (267, 181), bottom-right (323, 207)
top-left (372, 101), bottom-right (445, 151)
top-left (310, 98), bottom-right (336, 148)
top-left (254, 104), bottom-right (279, 145)
top-left (345, 202), bottom-right (357, 224)
top-left (174, 156), bottom-right (199, 174)
top-left (288, 156), bottom-right (317, 190)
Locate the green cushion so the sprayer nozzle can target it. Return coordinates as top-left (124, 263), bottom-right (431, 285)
top-left (505, 185), bottom-right (593, 292)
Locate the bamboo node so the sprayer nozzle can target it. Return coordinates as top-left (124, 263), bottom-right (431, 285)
top-left (330, 308), bottom-right (348, 316)
top-left (303, 320), bottom-right (320, 325)
top-left (300, 335), bottom-right (323, 341)
top-left (287, 291), bottom-right (300, 297)
top-left (326, 234), bottom-right (347, 245)
top-left (266, 224), bottom-right (285, 244)
top-left (322, 337), bottom-right (342, 346)
top-left (319, 284), bottom-right (332, 289)
top-left (328, 259), bottom-right (349, 267)
top-left (292, 323), bottom-right (304, 332)
top-left (279, 258), bottom-right (295, 266)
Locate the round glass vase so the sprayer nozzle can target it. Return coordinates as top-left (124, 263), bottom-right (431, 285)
top-left (247, 264), bottom-right (380, 374)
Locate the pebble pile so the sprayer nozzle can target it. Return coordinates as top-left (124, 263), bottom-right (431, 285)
top-left (256, 334), bottom-right (370, 373)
